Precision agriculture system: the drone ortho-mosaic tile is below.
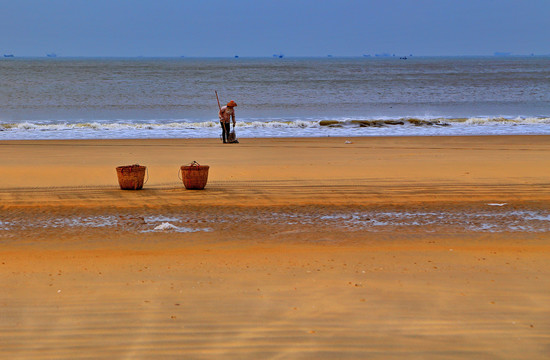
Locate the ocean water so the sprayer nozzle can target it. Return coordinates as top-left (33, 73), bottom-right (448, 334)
top-left (1, 56), bottom-right (549, 140)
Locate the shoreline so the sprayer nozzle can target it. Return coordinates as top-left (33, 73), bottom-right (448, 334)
top-left (3, 129), bottom-right (550, 141)
top-left (3, 132), bottom-right (550, 140)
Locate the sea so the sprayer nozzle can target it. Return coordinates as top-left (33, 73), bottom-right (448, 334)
top-left (1, 56), bottom-right (549, 140)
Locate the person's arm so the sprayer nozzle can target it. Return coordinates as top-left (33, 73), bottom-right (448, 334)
top-left (231, 112), bottom-right (236, 127)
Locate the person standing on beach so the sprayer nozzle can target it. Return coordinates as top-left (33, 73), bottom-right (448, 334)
top-left (219, 100), bottom-right (237, 143)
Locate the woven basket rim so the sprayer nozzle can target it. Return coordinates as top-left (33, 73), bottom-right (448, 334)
top-left (181, 165), bottom-right (209, 169)
top-left (117, 165), bottom-right (146, 170)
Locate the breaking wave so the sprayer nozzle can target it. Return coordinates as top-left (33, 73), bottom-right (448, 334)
top-left (1, 116), bottom-right (549, 140)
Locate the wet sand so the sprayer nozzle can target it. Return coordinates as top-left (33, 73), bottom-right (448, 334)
top-left (1, 136), bottom-right (550, 359)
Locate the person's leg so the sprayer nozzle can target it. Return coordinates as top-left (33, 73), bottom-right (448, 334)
top-left (225, 122), bottom-right (231, 142)
top-left (220, 122), bottom-right (228, 143)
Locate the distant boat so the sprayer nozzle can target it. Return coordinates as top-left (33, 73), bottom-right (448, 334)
top-left (3, 54), bottom-right (14, 58)
top-left (46, 53), bottom-right (57, 58)
top-left (234, 55), bottom-right (239, 58)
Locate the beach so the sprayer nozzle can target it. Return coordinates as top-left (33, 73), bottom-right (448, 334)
top-left (1, 135), bottom-right (550, 359)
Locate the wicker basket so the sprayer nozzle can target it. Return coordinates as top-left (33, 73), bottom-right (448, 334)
top-left (116, 164), bottom-right (146, 190)
top-left (181, 161), bottom-right (209, 190)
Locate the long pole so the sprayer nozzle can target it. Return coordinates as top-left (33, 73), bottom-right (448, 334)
top-left (215, 90), bottom-right (221, 111)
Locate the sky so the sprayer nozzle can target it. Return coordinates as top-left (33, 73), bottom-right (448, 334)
top-left (0, 0), bottom-right (548, 57)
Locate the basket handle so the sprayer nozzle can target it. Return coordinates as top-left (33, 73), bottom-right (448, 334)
top-left (177, 167), bottom-right (182, 181)
top-left (144, 167), bottom-right (149, 185)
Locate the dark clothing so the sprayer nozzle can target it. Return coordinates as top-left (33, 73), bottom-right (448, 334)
top-left (220, 121), bottom-right (231, 143)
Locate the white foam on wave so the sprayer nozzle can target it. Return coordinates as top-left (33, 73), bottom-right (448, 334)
top-left (2, 116), bottom-right (550, 140)
top-left (464, 116), bottom-right (550, 125)
top-left (241, 120), bottom-right (315, 128)
top-left (1, 120), bottom-right (220, 131)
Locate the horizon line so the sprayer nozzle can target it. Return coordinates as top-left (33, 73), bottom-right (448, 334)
top-left (2, 54), bottom-right (549, 59)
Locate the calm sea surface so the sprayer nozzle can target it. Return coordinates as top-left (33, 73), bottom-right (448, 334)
top-left (1, 56), bottom-right (549, 139)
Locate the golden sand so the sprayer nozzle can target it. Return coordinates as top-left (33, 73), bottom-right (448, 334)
top-left (1, 136), bottom-right (549, 359)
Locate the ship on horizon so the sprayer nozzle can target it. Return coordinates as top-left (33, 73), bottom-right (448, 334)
top-left (46, 53), bottom-right (57, 58)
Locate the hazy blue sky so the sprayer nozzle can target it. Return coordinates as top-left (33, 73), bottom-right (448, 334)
top-left (1, 0), bottom-right (548, 57)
